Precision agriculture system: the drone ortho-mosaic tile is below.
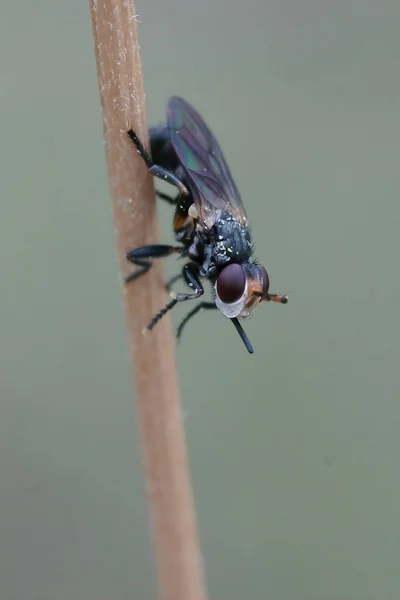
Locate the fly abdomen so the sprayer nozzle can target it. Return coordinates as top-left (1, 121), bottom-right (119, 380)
top-left (149, 126), bottom-right (179, 172)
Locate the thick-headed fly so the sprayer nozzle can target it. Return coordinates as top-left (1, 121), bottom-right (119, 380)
top-left (126, 97), bottom-right (287, 354)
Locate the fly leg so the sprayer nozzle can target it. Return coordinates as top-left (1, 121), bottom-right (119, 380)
top-left (165, 272), bottom-right (183, 292)
top-left (156, 191), bottom-right (178, 205)
top-left (146, 263), bottom-right (204, 331)
top-left (127, 130), bottom-right (189, 196)
top-left (176, 302), bottom-right (216, 341)
top-left (125, 245), bottom-right (183, 284)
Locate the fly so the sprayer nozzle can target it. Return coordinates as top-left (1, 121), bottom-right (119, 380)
top-left (125, 97), bottom-right (287, 354)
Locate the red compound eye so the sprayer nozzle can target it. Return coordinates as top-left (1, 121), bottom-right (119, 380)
top-left (216, 264), bottom-right (246, 304)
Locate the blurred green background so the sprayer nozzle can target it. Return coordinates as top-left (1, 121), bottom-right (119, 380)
top-left (1, 1), bottom-right (400, 599)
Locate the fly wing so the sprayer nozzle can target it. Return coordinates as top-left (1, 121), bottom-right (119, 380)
top-left (167, 97), bottom-right (248, 229)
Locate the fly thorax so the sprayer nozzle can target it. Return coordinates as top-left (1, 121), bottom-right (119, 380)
top-left (212, 212), bottom-right (252, 267)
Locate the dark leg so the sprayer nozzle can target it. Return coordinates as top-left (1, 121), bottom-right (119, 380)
top-left (176, 302), bottom-right (216, 341)
top-left (165, 272), bottom-right (183, 292)
top-left (146, 263), bottom-right (204, 331)
top-left (124, 259), bottom-right (151, 284)
top-left (157, 191), bottom-right (178, 205)
top-left (125, 244), bottom-right (182, 284)
top-left (127, 130), bottom-right (188, 196)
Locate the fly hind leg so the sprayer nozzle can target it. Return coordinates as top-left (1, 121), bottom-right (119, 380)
top-left (157, 191), bottom-right (178, 205)
top-left (127, 130), bottom-right (189, 196)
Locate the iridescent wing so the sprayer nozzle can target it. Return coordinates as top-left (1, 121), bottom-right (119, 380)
top-left (167, 97), bottom-right (248, 229)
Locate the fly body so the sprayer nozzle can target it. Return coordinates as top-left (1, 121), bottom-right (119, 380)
top-left (125, 97), bottom-right (287, 354)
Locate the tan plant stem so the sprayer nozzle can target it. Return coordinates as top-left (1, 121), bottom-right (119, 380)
top-left (89, 2), bottom-right (207, 599)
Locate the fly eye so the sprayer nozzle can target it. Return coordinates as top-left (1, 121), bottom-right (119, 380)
top-left (258, 266), bottom-right (270, 297)
top-left (216, 264), bottom-right (246, 304)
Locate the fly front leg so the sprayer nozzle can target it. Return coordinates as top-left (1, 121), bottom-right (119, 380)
top-left (172, 263), bottom-right (204, 303)
top-left (146, 263), bottom-right (204, 331)
top-left (127, 130), bottom-right (189, 196)
top-left (125, 244), bottom-right (183, 284)
top-left (176, 302), bottom-right (216, 341)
